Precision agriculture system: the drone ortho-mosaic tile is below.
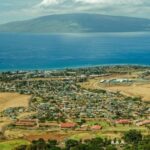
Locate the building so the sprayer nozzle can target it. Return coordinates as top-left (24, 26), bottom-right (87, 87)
top-left (136, 120), bottom-right (150, 126)
top-left (60, 122), bottom-right (77, 129)
top-left (13, 119), bottom-right (37, 127)
top-left (115, 119), bottom-right (131, 125)
top-left (90, 125), bottom-right (102, 130)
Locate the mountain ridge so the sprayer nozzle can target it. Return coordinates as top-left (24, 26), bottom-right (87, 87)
top-left (0, 13), bottom-right (150, 33)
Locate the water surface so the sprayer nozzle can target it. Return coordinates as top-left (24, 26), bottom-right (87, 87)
top-left (0, 32), bottom-right (150, 71)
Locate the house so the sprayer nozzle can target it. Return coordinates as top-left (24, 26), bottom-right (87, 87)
top-left (136, 120), bottom-right (150, 126)
top-left (111, 140), bottom-right (125, 145)
top-left (121, 140), bottom-right (125, 145)
top-left (14, 119), bottom-right (37, 127)
top-left (90, 125), bottom-right (102, 130)
top-left (60, 122), bottom-right (77, 129)
top-left (111, 140), bottom-right (115, 145)
top-left (100, 80), bottom-right (105, 83)
top-left (115, 119), bottom-right (131, 125)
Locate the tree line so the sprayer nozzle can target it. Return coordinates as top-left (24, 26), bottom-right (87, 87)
top-left (15, 130), bottom-right (150, 150)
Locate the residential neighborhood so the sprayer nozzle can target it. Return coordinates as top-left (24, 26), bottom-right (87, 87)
top-left (0, 66), bottom-right (150, 149)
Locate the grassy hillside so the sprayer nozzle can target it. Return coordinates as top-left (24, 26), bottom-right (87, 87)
top-left (0, 13), bottom-right (150, 33)
top-left (0, 139), bottom-right (30, 150)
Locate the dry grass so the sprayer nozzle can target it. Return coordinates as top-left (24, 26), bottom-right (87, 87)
top-left (81, 73), bottom-right (150, 101)
top-left (4, 123), bottom-right (149, 142)
top-left (0, 92), bottom-right (31, 112)
top-left (0, 117), bottom-right (12, 125)
top-left (80, 74), bottom-right (133, 90)
top-left (105, 83), bottom-right (150, 101)
top-left (18, 112), bottom-right (37, 119)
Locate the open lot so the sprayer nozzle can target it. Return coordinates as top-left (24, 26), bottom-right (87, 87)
top-left (105, 83), bottom-right (150, 101)
top-left (0, 92), bottom-right (31, 112)
top-left (2, 125), bottom-right (148, 150)
top-left (4, 124), bottom-right (148, 142)
top-left (80, 74), bottom-right (150, 101)
top-left (0, 93), bottom-right (31, 133)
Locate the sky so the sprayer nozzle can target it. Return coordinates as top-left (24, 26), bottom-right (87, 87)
top-left (0, 0), bottom-right (150, 24)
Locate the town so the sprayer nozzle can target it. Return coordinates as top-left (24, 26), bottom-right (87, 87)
top-left (0, 65), bottom-right (150, 149)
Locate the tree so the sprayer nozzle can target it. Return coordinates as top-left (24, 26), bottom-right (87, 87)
top-left (123, 145), bottom-right (134, 150)
top-left (84, 138), bottom-right (104, 150)
top-left (31, 138), bottom-right (46, 150)
top-left (103, 138), bottom-right (111, 146)
top-left (70, 143), bottom-right (89, 150)
top-left (137, 135), bottom-right (150, 150)
top-left (15, 145), bottom-right (27, 150)
top-left (106, 145), bottom-right (117, 150)
top-left (76, 119), bottom-right (86, 126)
top-left (65, 139), bottom-right (79, 150)
top-left (47, 140), bottom-right (58, 149)
top-left (90, 137), bottom-right (104, 146)
top-left (47, 140), bottom-right (57, 146)
top-left (49, 147), bottom-right (62, 150)
top-left (123, 130), bottom-right (142, 144)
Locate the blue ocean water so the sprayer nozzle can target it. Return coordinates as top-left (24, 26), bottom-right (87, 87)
top-left (0, 32), bottom-right (150, 71)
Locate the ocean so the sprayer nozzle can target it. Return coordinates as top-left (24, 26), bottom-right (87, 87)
top-left (0, 32), bottom-right (150, 71)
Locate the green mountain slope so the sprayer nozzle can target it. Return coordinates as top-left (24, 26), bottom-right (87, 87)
top-left (0, 13), bottom-right (150, 33)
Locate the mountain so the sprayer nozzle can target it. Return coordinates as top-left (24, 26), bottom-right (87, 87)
top-left (0, 13), bottom-right (150, 33)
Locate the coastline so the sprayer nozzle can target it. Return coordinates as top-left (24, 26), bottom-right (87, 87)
top-left (0, 63), bottom-right (150, 72)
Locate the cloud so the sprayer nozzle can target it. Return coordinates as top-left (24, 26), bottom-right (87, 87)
top-left (0, 0), bottom-right (150, 24)
top-left (38, 0), bottom-right (60, 6)
top-left (35, 0), bottom-right (150, 18)
top-left (76, 0), bottom-right (100, 3)
top-left (38, 0), bottom-right (147, 7)
top-left (79, 0), bottom-right (143, 5)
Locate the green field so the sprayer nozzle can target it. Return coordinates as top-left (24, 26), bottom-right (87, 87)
top-left (0, 139), bottom-right (30, 150)
top-left (69, 124), bottom-right (149, 141)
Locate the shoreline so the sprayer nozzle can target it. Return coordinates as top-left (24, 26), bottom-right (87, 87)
top-left (0, 63), bottom-right (150, 73)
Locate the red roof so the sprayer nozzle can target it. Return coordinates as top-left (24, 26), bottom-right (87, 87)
top-left (61, 122), bottom-right (77, 128)
top-left (115, 119), bottom-right (131, 124)
top-left (90, 125), bottom-right (102, 130)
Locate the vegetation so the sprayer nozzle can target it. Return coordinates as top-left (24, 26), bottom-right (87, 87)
top-left (0, 139), bottom-right (30, 150)
top-left (123, 130), bottom-right (142, 144)
top-left (13, 130), bottom-right (150, 150)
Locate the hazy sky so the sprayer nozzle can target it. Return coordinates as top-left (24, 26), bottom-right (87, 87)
top-left (0, 0), bottom-right (150, 24)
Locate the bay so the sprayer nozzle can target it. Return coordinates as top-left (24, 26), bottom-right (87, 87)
top-left (0, 32), bottom-right (150, 71)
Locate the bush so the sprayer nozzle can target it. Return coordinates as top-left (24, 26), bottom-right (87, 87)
top-left (106, 145), bottom-right (117, 150)
top-left (123, 130), bottom-right (142, 144)
top-left (65, 139), bottom-right (79, 150)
